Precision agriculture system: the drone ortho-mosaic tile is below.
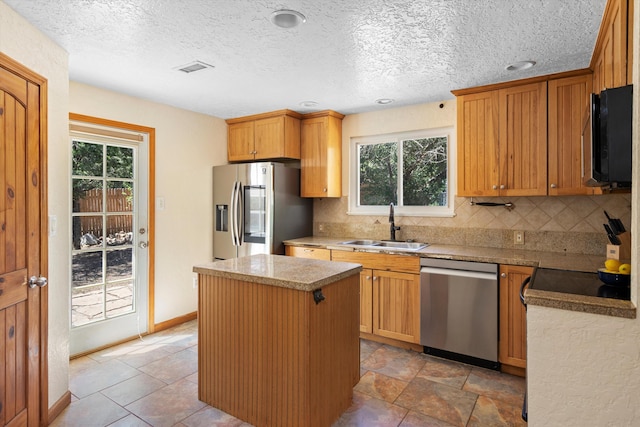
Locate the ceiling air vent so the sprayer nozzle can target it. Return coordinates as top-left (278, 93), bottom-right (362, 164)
top-left (175, 61), bottom-right (214, 74)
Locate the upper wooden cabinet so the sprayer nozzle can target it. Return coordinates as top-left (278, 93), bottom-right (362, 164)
top-left (300, 110), bottom-right (344, 198)
top-left (591, 0), bottom-right (634, 94)
top-left (548, 74), bottom-right (595, 195)
top-left (226, 109), bottom-right (302, 161)
top-left (456, 81), bottom-right (547, 197)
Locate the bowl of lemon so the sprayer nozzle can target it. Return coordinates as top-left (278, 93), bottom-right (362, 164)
top-left (598, 259), bottom-right (631, 286)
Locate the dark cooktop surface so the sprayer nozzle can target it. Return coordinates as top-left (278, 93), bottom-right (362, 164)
top-left (531, 268), bottom-right (630, 301)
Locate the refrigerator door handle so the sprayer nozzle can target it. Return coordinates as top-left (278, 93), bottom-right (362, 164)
top-left (230, 181), bottom-right (239, 246)
top-left (236, 181), bottom-right (244, 246)
top-left (230, 181), bottom-right (244, 247)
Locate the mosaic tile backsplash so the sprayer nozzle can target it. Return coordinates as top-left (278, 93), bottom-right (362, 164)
top-left (313, 194), bottom-right (632, 256)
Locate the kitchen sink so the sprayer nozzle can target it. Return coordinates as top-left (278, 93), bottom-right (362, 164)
top-left (377, 241), bottom-right (427, 250)
top-left (337, 239), bottom-right (427, 251)
top-left (339, 239), bottom-right (381, 246)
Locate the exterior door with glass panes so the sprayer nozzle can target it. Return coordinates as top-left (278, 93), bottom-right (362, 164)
top-left (70, 133), bottom-right (148, 356)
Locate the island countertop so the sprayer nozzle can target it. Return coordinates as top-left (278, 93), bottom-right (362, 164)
top-left (193, 253), bottom-right (362, 292)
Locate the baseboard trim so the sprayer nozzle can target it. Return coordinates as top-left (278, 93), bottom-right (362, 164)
top-left (48, 390), bottom-right (71, 423)
top-left (154, 311), bottom-right (197, 332)
top-left (359, 332), bottom-right (423, 352)
top-left (501, 363), bottom-right (526, 378)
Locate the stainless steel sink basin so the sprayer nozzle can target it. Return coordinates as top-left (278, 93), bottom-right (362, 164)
top-left (377, 241), bottom-right (427, 250)
top-left (339, 239), bottom-right (381, 246)
top-left (337, 239), bottom-right (427, 251)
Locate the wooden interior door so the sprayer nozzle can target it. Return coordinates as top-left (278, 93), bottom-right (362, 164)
top-left (0, 55), bottom-right (47, 427)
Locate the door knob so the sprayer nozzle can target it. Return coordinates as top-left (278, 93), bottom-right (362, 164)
top-left (28, 276), bottom-right (48, 289)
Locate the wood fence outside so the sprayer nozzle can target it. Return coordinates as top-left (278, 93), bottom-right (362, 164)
top-left (79, 188), bottom-right (133, 236)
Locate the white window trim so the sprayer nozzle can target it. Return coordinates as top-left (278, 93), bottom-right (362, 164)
top-left (347, 126), bottom-right (456, 217)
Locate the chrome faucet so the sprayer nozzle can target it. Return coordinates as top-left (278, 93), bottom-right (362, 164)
top-left (389, 203), bottom-right (400, 241)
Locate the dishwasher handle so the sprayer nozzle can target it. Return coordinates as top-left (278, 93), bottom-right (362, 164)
top-left (519, 276), bottom-right (531, 307)
top-left (420, 267), bottom-right (497, 282)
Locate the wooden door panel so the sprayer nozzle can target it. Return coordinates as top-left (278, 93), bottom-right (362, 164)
top-left (359, 270), bottom-right (373, 334)
top-left (0, 56), bottom-right (45, 427)
top-left (548, 75), bottom-right (593, 195)
top-left (254, 116), bottom-right (284, 159)
top-left (499, 83), bottom-right (547, 196)
top-left (372, 271), bottom-right (420, 344)
top-left (456, 91), bottom-right (500, 196)
top-left (227, 121), bottom-right (255, 161)
top-left (0, 270), bottom-right (28, 311)
top-left (499, 265), bottom-right (532, 370)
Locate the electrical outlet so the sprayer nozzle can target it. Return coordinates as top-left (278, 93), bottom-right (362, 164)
top-left (514, 230), bottom-right (524, 245)
top-left (318, 223), bottom-right (325, 232)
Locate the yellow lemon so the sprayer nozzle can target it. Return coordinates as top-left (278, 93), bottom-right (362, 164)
top-left (619, 264), bottom-right (631, 275)
top-left (605, 259), bottom-right (621, 271)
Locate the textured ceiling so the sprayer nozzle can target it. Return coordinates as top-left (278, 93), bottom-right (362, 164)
top-left (4, 0), bottom-right (607, 119)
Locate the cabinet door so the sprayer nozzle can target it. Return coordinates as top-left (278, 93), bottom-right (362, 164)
top-left (499, 265), bottom-right (532, 371)
top-left (456, 91), bottom-right (500, 196)
top-left (360, 270), bottom-right (374, 334)
top-left (498, 82), bottom-right (548, 196)
top-left (548, 75), bottom-right (594, 195)
top-left (373, 270), bottom-right (420, 344)
top-left (254, 116), bottom-right (285, 159)
top-left (591, 0), bottom-right (629, 93)
top-left (228, 121), bottom-right (255, 161)
top-left (301, 115), bottom-right (342, 198)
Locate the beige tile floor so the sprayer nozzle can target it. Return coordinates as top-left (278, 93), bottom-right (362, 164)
top-left (52, 320), bottom-right (526, 426)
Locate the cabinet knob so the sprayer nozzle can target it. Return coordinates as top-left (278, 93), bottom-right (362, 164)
top-left (365, 276), bottom-right (371, 280)
top-left (501, 273), bottom-right (507, 278)
top-left (372, 276), bottom-right (377, 281)
top-left (323, 188), bottom-right (327, 192)
top-left (492, 185), bottom-right (498, 190)
top-left (550, 183), bottom-right (557, 188)
top-left (500, 185), bottom-right (505, 190)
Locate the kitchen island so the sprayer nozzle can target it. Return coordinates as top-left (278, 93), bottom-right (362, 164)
top-left (193, 254), bottom-right (362, 427)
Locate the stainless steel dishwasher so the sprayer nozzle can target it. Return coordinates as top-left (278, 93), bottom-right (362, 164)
top-left (420, 258), bottom-right (499, 369)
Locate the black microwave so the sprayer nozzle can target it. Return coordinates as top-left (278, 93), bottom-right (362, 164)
top-left (586, 85), bottom-right (633, 188)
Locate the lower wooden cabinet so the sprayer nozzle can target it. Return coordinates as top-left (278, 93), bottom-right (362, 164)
top-left (359, 270), bottom-right (374, 334)
top-left (499, 264), bottom-right (533, 376)
top-left (331, 250), bottom-right (421, 345)
top-left (372, 270), bottom-right (420, 344)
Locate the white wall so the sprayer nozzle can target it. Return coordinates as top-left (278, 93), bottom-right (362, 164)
top-left (0, 0), bottom-right (70, 409)
top-left (341, 101), bottom-right (456, 195)
top-left (527, 3), bottom-right (640, 425)
top-left (69, 82), bottom-right (227, 323)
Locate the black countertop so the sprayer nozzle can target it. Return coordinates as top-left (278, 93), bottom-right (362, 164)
top-left (530, 268), bottom-right (630, 301)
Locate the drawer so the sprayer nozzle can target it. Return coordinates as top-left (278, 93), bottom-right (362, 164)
top-left (285, 245), bottom-right (331, 261)
top-left (331, 250), bottom-right (420, 273)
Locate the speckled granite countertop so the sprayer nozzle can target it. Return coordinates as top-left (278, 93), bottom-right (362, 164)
top-left (284, 236), bottom-right (636, 319)
top-left (193, 254), bottom-right (362, 292)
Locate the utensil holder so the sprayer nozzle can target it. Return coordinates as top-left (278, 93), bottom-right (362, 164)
top-left (606, 231), bottom-right (631, 261)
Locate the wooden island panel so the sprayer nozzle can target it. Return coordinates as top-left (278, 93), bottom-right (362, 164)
top-left (197, 267), bottom-right (359, 427)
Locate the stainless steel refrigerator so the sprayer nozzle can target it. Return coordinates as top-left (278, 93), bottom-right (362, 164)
top-left (213, 162), bottom-right (313, 260)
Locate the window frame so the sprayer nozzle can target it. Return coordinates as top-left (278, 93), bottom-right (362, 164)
top-left (348, 126), bottom-right (456, 217)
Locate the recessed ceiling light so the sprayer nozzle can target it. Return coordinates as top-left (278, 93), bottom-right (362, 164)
top-left (506, 60), bottom-right (536, 71)
top-left (271, 9), bottom-right (306, 28)
top-left (174, 60), bottom-right (215, 73)
top-left (299, 101), bottom-right (318, 108)
top-left (375, 98), bottom-right (394, 105)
